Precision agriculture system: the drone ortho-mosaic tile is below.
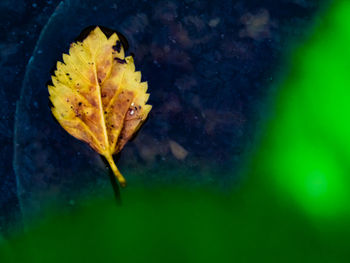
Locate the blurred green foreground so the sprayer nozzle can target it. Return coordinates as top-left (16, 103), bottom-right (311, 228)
top-left (1, 0), bottom-right (350, 262)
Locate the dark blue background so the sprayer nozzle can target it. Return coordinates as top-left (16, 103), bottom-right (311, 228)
top-left (0, 0), bottom-right (324, 237)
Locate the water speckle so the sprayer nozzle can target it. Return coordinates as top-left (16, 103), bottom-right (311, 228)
top-left (209, 18), bottom-right (220, 28)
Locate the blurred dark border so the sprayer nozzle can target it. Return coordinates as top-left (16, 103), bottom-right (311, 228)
top-left (0, 0), bottom-right (62, 237)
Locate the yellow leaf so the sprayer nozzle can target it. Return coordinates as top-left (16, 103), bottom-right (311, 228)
top-left (48, 27), bottom-right (152, 187)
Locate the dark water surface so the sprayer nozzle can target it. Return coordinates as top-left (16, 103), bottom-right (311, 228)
top-left (1, 0), bottom-right (323, 233)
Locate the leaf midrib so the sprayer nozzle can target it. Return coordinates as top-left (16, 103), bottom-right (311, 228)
top-left (93, 39), bottom-right (110, 155)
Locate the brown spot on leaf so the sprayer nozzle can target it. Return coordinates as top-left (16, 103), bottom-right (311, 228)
top-left (112, 40), bottom-right (121, 52)
top-left (114, 57), bottom-right (126, 64)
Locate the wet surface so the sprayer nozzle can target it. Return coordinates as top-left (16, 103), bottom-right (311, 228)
top-left (1, 0), bottom-right (324, 232)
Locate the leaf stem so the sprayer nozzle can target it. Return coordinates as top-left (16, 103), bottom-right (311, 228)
top-left (105, 154), bottom-right (126, 187)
